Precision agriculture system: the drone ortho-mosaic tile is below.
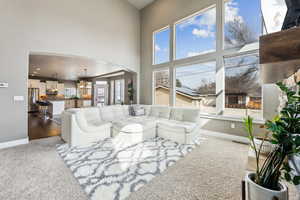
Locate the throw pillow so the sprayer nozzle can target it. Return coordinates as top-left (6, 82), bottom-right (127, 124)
top-left (135, 108), bottom-right (145, 116)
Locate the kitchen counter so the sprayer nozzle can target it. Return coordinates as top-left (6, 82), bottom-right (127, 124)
top-left (44, 98), bottom-right (91, 101)
top-left (48, 100), bottom-right (65, 116)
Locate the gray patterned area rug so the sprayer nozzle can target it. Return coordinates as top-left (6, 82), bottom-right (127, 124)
top-left (57, 137), bottom-right (200, 200)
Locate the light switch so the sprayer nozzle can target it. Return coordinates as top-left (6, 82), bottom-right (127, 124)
top-left (0, 82), bottom-right (8, 88)
top-left (14, 96), bottom-right (24, 102)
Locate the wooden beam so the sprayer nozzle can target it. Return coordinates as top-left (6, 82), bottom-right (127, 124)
top-left (260, 27), bottom-right (300, 83)
top-left (260, 27), bottom-right (300, 64)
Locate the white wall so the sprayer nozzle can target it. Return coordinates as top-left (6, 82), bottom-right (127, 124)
top-left (0, 0), bottom-right (140, 143)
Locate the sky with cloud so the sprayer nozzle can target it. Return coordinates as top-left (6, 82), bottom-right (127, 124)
top-left (154, 0), bottom-right (262, 89)
top-left (154, 0), bottom-right (262, 63)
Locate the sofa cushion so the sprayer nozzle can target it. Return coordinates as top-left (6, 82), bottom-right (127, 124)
top-left (113, 116), bottom-right (157, 131)
top-left (182, 108), bottom-right (200, 123)
top-left (100, 106), bottom-right (115, 122)
top-left (170, 108), bottom-right (184, 121)
top-left (81, 107), bottom-right (102, 124)
top-left (149, 106), bottom-right (170, 119)
top-left (135, 108), bottom-right (145, 116)
top-left (111, 105), bottom-right (126, 119)
top-left (157, 119), bottom-right (197, 133)
top-left (141, 105), bottom-right (152, 116)
top-left (75, 110), bottom-right (111, 132)
top-left (122, 105), bottom-right (130, 116)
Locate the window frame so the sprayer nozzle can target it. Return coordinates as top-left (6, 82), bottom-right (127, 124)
top-left (223, 0), bottom-right (263, 50)
top-left (152, 26), bottom-right (171, 66)
top-left (152, 68), bottom-right (171, 105)
top-left (173, 4), bottom-right (217, 61)
top-left (223, 51), bottom-right (263, 120)
top-left (151, 0), bottom-right (263, 121)
top-left (174, 60), bottom-right (218, 115)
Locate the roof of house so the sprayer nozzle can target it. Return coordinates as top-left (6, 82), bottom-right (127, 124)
top-left (155, 85), bottom-right (216, 100)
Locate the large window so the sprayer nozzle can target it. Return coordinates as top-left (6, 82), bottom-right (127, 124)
top-left (153, 70), bottom-right (170, 105)
top-left (224, 54), bottom-right (262, 119)
top-left (151, 2), bottom-right (263, 120)
top-left (153, 27), bottom-right (170, 65)
top-left (224, 0), bottom-right (262, 49)
top-left (175, 61), bottom-right (217, 114)
top-left (175, 6), bottom-right (216, 60)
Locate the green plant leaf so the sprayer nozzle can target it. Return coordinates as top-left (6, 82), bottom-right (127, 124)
top-left (293, 176), bottom-right (300, 185)
top-left (270, 139), bottom-right (279, 144)
top-left (295, 136), bottom-right (300, 146)
top-left (284, 173), bottom-right (292, 182)
top-left (282, 162), bottom-right (292, 173)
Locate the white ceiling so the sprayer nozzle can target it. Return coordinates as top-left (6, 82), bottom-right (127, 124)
top-left (127, 0), bottom-right (155, 10)
top-left (29, 54), bottom-right (124, 80)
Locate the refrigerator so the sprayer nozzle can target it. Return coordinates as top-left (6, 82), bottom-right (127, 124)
top-left (28, 88), bottom-right (40, 113)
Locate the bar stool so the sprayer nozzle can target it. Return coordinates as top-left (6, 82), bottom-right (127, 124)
top-left (37, 101), bottom-right (49, 120)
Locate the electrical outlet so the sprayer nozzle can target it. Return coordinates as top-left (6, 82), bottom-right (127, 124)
top-left (231, 123), bottom-right (235, 129)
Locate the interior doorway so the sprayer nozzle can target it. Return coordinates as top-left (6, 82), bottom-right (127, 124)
top-left (91, 70), bottom-right (137, 106)
top-left (94, 82), bottom-right (109, 107)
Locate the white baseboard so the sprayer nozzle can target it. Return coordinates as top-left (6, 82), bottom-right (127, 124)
top-left (0, 138), bottom-right (29, 150)
top-left (201, 129), bottom-right (249, 144)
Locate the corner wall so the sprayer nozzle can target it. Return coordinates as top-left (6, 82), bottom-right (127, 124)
top-left (0, 0), bottom-right (140, 143)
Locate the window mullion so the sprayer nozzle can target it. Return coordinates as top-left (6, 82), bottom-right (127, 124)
top-left (170, 24), bottom-right (175, 106)
top-left (216, 0), bottom-right (225, 115)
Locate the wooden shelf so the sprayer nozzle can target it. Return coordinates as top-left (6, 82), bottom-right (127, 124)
top-left (260, 27), bottom-right (300, 83)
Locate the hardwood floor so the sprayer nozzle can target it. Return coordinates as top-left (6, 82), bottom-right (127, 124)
top-left (28, 113), bottom-right (61, 140)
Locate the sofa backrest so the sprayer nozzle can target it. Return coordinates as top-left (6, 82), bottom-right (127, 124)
top-left (149, 106), bottom-right (171, 119)
top-left (109, 105), bottom-right (129, 119)
top-left (79, 107), bottom-right (102, 124)
top-left (73, 107), bottom-right (103, 132)
top-left (170, 107), bottom-right (200, 123)
top-left (131, 104), bottom-right (151, 116)
top-left (99, 105), bottom-right (129, 121)
top-left (99, 106), bottom-right (115, 121)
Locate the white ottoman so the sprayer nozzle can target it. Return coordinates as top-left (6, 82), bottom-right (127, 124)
top-left (113, 123), bottom-right (144, 148)
top-left (112, 117), bottom-right (157, 141)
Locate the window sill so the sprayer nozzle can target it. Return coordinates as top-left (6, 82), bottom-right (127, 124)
top-left (199, 114), bottom-right (265, 125)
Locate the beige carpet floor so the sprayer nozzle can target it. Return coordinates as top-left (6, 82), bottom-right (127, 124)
top-left (0, 136), bottom-right (298, 200)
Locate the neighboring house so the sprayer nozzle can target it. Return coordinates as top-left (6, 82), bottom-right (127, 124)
top-left (225, 93), bottom-right (261, 109)
top-left (155, 85), bottom-right (216, 107)
top-left (156, 85), bottom-right (261, 110)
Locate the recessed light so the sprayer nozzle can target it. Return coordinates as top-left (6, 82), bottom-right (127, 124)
top-left (36, 68), bottom-right (40, 71)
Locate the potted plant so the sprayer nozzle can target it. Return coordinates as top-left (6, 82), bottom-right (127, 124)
top-left (244, 82), bottom-right (300, 200)
top-left (128, 80), bottom-right (134, 105)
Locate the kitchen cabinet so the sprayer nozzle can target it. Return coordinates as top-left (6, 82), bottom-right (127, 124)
top-left (64, 99), bottom-right (76, 109)
top-left (78, 82), bottom-right (92, 97)
top-left (46, 81), bottom-right (58, 90)
top-left (83, 100), bottom-right (92, 107)
top-left (57, 83), bottom-right (65, 95)
top-left (39, 82), bottom-right (46, 96)
top-left (77, 100), bottom-right (83, 108)
top-left (28, 79), bottom-right (40, 88)
top-left (75, 99), bottom-right (92, 108)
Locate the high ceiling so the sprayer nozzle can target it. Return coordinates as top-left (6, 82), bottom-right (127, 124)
top-left (28, 54), bottom-right (124, 80)
top-left (127, 0), bottom-right (155, 9)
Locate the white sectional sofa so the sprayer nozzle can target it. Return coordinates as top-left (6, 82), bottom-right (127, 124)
top-left (61, 105), bottom-right (201, 147)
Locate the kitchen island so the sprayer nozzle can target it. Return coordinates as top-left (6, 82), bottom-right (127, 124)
top-left (48, 100), bottom-right (65, 116)
top-left (45, 98), bottom-right (92, 116)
